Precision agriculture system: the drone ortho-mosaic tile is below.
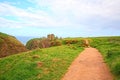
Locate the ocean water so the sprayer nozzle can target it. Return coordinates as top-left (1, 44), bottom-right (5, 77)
top-left (16, 36), bottom-right (35, 45)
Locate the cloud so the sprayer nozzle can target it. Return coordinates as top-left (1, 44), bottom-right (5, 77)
top-left (27, 0), bottom-right (120, 30)
top-left (29, 0), bottom-right (120, 19)
top-left (0, 0), bottom-right (120, 30)
top-left (0, 17), bottom-right (23, 28)
top-left (0, 2), bottom-right (58, 28)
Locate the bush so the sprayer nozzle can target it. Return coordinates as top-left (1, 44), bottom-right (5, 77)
top-left (112, 62), bottom-right (120, 76)
top-left (63, 40), bottom-right (78, 44)
top-left (50, 40), bottom-right (62, 46)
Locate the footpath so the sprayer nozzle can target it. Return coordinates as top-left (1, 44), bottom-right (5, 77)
top-left (61, 48), bottom-right (113, 80)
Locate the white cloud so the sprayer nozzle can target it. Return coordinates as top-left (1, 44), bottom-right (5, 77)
top-left (0, 17), bottom-right (23, 28)
top-left (0, 2), bottom-right (58, 28)
top-left (0, 0), bottom-right (120, 29)
top-left (30, 0), bottom-right (120, 19)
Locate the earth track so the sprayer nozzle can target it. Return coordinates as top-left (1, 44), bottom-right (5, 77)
top-left (61, 48), bottom-right (113, 80)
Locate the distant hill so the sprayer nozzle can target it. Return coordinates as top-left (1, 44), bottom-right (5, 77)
top-left (0, 32), bottom-right (28, 58)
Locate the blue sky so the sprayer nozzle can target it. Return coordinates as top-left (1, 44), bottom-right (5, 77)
top-left (0, 0), bottom-right (120, 38)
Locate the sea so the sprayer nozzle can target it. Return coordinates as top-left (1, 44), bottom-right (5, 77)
top-left (16, 36), bottom-right (36, 45)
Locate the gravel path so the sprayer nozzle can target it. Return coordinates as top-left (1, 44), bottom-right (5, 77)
top-left (61, 48), bottom-right (113, 80)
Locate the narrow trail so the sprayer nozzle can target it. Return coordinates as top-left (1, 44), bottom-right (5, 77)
top-left (61, 45), bottom-right (113, 80)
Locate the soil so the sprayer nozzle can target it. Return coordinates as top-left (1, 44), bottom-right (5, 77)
top-left (61, 48), bottom-right (114, 80)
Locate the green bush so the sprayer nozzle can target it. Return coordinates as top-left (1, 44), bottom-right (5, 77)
top-left (63, 40), bottom-right (78, 44)
top-left (50, 40), bottom-right (62, 46)
top-left (112, 62), bottom-right (120, 76)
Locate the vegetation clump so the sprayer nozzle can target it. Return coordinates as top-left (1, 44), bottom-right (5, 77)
top-left (63, 39), bottom-right (78, 44)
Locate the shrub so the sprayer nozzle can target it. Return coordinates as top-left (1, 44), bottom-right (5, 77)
top-left (63, 40), bottom-right (78, 44)
top-left (106, 50), bottom-right (112, 58)
top-left (112, 62), bottom-right (120, 76)
top-left (50, 40), bottom-right (62, 46)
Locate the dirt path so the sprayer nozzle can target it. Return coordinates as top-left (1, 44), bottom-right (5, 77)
top-left (61, 48), bottom-right (114, 80)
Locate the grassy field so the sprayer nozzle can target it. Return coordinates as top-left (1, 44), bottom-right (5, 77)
top-left (90, 36), bottom-right (120, 80)
top-left (0, 45), bottom-right (83, 80)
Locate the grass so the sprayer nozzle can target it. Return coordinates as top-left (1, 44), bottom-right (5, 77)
top-left (0, 45), bottom-right (83, 80)
top-left (0, 32), bottom-right (9, 37)
top-left (0, 32), bottom-right (27, 58)
top-left (90, 36), bottom-right (120, 80)
top-left (0, 32), bottom-right (22, 45)
top-left (0, 32), bottom-right (8, 43)
top-left (1, 36), bottom-right (120, 80)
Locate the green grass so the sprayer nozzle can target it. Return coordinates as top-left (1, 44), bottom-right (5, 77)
top-left (90, 36), bottom-right (120, 80)
top-left (0, 32), bottom-right (8, 43)
top-left (0, 32), bottom-right (27, 57)
top-left (0, 32), bottom-right (22, 45)
top-left (1, 36), bottom-right (119, 80)
top-left (0, 45), bottom-right (83, 80)
top-left (0, 32), bottom-right (9, 37)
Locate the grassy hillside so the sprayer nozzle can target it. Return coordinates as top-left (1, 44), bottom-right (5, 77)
top-left (90, 36), bottom-right (120, 80)
top-left (0, 45), bottom-right (83, 80)
top-left (0, 32), bottom-right (27, 58)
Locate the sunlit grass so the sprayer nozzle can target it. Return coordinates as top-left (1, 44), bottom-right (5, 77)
top-left (0, 45), bottom-right (83, 80)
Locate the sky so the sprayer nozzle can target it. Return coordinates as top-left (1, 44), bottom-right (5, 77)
top-left (0, 0), bottom-right (120, 38)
